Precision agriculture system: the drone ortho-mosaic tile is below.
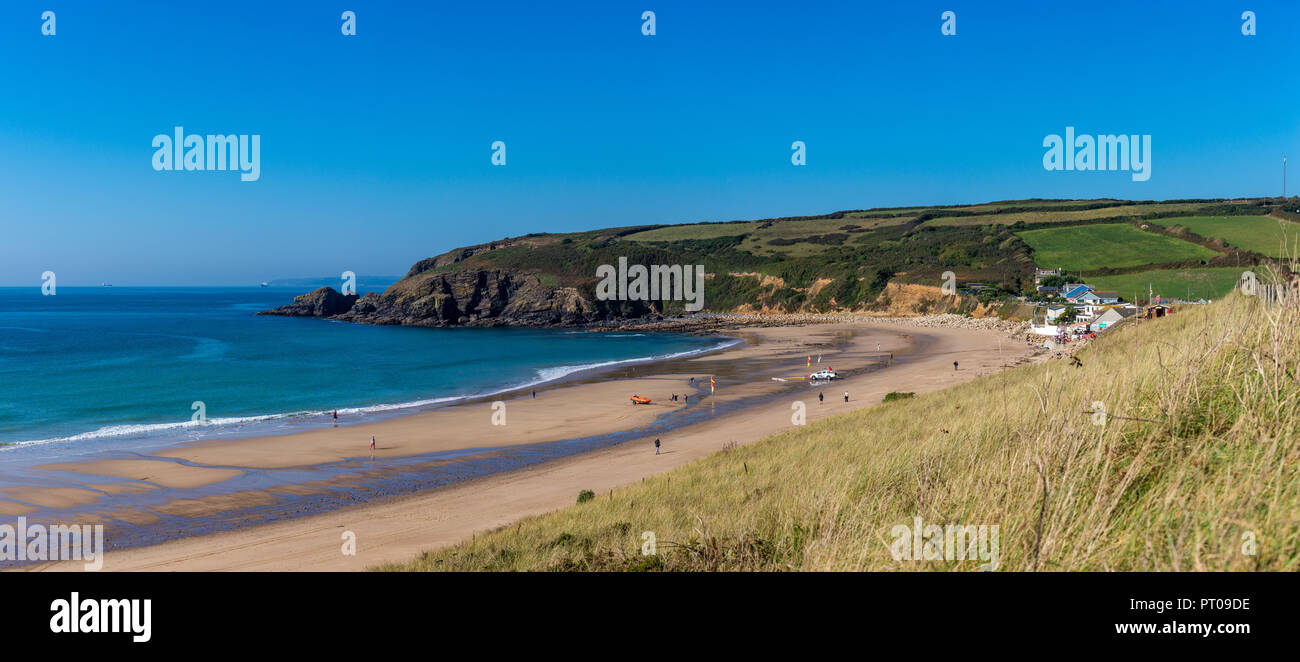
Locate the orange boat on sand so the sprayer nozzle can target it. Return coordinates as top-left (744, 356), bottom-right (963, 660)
top-left (629, 395), bottom-right (652, 405)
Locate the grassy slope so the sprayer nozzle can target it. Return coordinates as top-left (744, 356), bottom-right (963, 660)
top-left (1087, 266), bottom-right (1249, 301)
top-left (621, 222), bottom-right (765, 242)
top-left (1157, 216), bottom-right (1300, 258)
top-left (621, 216), bottom-right (915, 259)
top-left (383, 292), bottom-right (1299, 571)
top-left (397, 199), bottom-right (1279, 316)
top-left (1017, 223), bottom-right (1220, 271)
top-left (923, 202), bottom-right (1206, 227)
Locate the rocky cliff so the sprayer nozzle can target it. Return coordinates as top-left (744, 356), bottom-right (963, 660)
top-left (261, 265), bottom-right (659, 327)
top-left (260, 286), bottom-right (359, 317)
top-left (261, 230), bottom-right (679, 327)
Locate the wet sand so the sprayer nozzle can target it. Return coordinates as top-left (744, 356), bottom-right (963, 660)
top-left (13, 320), bottom-right (1037, 571)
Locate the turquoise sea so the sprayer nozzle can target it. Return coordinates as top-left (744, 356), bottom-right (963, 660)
top-left (0, 287), bottom-right (728, 456)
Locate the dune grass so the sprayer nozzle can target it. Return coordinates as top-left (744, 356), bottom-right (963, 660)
top-left (381, 287), bottom-right (1300, 571)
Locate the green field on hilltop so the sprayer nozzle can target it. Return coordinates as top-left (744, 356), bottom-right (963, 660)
top-left (924, 202), bottom-right (1205, 227)
top-left (1087, 267), bottom-right (1249, 302)
top-left (1017, 223), bottom-right (1219, 271)
top-left (621, 215), bottom-right (913, 258)
top-left (1155, 216), bottom-right (1300, 258)
top-left (618, 202), bottom-right (1270, 263)
top-left (619, 221), bottom-right (763, 242)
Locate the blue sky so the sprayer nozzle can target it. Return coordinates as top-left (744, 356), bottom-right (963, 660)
top-left (1, 0), bottom-right (1296, 285)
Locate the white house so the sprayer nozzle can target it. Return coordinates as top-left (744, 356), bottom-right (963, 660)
top-left (1093, 305), bottom-right (1138, 330)
top-left (1071, 290), bottom-right (1103, 305)
top-left (1079, 300), bottom-right (1121, 319)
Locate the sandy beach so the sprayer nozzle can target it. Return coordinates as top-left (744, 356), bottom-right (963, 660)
top-left (15, 318), bottom-right (1038, 571)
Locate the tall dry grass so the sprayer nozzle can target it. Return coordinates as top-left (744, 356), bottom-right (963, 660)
top-left (382, 282), bottom-right (1299, 571)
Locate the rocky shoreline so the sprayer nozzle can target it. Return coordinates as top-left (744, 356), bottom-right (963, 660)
top-left (260, 286), bottom-right (1035, 335)
top-left (259, 285), bottom-right (1036, 338)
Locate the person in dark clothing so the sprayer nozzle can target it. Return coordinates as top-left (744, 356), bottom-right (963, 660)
top-left (654, 438), bottom-right (661, 455)
top-left (953, 361), bottom-right (959, 371)
top-left (818, 392), bottom-right (824, 405)
top-left (332, 410), bottom-right (338, 428)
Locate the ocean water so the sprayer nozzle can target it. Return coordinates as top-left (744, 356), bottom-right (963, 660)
top-left (0, 287), bottom-right (727, 454)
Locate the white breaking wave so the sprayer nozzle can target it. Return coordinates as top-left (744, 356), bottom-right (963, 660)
top-left (532, 339), bottom-right (740, 383)
top-left (5, 413), bottom-right (313, 449)
top-left (3, 337), bottom-right (741, 450)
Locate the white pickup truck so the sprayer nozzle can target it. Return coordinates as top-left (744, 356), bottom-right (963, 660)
top-left (809, 369), bottom-right (837, 381)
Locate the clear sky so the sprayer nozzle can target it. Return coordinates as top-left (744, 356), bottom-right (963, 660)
top-left (1, 0), bottom-right (1296, 285)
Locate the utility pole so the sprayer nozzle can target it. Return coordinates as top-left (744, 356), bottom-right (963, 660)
top-left (1284, 156), bottom-right (1287, 198)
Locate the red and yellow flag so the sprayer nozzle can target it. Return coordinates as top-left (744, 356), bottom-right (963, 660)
top-left (710, 376), bottom-right (716, 393)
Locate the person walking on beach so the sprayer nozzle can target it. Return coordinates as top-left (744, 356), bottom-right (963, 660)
top-left (531, 390), bottom-right (536, 399)
top-left (369, 435), bottom-right (376, 451)
top-left (953, 361), bottom-right (959, 371)
top-left (654, 438), bottom-right (661, 455)
top-left (332, 410), bottom-right (338, 428)
top-left (843, 391), bottom-right (849, 403)
top-left (818, 392), bottom-right (824, 405)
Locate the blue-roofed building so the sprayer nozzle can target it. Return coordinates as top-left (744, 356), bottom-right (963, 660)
top-left (1062, 284), bottom-right (1095, 302)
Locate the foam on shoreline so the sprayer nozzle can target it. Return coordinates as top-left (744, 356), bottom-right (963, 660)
top-left (1, 337), bottom-right (743, 453)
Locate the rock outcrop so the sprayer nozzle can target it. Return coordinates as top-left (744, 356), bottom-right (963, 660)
top-left (259, 286), bottom-right (359, 317)
top-left (261, 268), bottom-right (660, 327)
